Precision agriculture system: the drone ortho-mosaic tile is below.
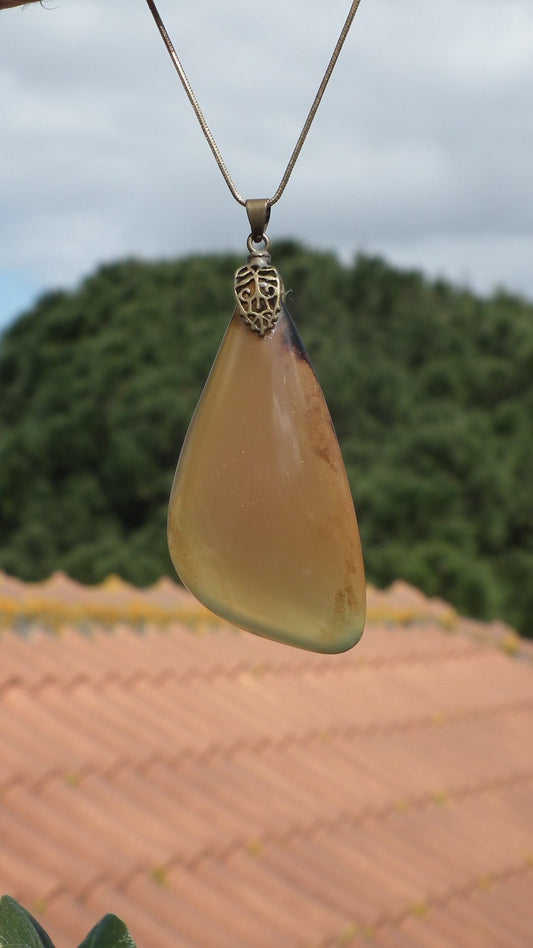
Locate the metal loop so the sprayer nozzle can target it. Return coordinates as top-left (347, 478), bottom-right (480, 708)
top-left (247, 233), bottom-right (271, 255)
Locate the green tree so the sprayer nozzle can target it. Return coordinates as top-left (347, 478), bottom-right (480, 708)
top-left (1, 247), bottom-right (531, 636)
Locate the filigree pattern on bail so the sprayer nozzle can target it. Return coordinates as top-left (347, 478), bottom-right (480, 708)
top-left (234, 262), bottom-right (284, 336)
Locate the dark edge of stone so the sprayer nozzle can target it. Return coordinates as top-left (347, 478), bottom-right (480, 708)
top-left (279, 302), bottom-right (313, 366)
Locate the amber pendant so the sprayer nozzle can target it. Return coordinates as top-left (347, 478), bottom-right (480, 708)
top-left (168, 241), bottom-right (365, 653)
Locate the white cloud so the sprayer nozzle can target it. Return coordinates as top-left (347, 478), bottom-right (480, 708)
top-left (0, 0), bottom-right (532, 330)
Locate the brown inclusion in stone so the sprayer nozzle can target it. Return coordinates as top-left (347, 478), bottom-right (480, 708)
top-left (168, 303), bottom-right (365, 653)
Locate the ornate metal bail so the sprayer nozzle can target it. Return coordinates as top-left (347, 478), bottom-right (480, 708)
top-left (233, 199), bottom-right (284, 337)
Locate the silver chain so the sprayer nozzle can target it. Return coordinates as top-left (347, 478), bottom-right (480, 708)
top-left (145, 0), bottom-right (364, 209)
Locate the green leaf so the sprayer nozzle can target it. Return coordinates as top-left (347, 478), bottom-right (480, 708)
top-left (77, 915), bottom-right (136, 948)
top-left (0, 897), bottom-right (55, 948)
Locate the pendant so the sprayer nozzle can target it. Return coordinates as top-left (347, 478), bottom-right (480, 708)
top-left (168, 204), bottom-right (365, 652)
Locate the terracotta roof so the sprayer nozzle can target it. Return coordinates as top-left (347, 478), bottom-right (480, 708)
top-left (0, 571), bottom-right (532, 947)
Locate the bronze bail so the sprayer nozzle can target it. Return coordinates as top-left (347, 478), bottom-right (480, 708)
top-left (235, 198), bottom-right (283, 335)
top-left (245, 199), bottom-right (271, 244)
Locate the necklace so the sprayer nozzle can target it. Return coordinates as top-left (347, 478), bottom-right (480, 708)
top-left (146, 0), bottom-right (366, 653)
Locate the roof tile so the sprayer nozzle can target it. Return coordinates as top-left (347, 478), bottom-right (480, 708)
top-left (0, 574), bottom-right (532, 946)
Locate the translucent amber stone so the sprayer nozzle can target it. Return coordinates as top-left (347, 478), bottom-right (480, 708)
top-left (168, 303), bottom-right (365, 653)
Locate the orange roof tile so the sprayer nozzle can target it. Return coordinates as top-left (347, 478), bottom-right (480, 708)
top-left (0, 572), bottom-right (532, 947)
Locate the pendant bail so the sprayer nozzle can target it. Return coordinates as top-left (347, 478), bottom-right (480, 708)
top-left (246, 199), bottom-right (271, 243)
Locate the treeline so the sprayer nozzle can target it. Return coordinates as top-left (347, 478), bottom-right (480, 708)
top-left (0, 243), bottom-right (531, 636)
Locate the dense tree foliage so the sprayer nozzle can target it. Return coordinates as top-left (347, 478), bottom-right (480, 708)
top-left (0, 244), bottom-right (531, 636)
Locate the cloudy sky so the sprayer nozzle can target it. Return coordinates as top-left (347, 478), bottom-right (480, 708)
top-left (1, 0), bottom-right (532, 331)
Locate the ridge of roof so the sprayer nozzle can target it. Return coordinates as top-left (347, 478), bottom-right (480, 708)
top-left (1, 570), bottom-right (529, 660)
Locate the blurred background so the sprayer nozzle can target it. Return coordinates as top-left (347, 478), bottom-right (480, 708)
top-left (1, 6), bottom-right (533, 946)
top-left (2, 0), bottom-right (533, 323)
top-left (0, 0), bottom-right (532, 639)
